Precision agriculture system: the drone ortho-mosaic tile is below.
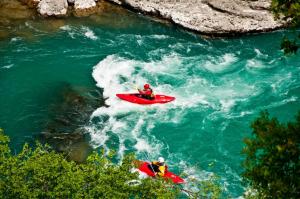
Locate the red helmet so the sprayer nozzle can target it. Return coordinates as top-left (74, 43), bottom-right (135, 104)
top-left (144, 84), bottom-right (150, 89)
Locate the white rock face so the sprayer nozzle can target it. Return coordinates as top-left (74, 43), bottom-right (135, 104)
top-left (74, 0), bottom-right (96, 10)
top-left (105, 0), bottom-right (286, 35)
top-left (74, 0), bottom-right (97, 17)
top-left (37, 0), bottom-right (68, 17)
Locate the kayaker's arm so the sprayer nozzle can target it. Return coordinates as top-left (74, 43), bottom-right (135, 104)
top-left (138, 88), bottom-right (143, 94)
top-left (149, 162), bottom-right (157, 176)
top-left (138, 89), bottom-right (152, 96)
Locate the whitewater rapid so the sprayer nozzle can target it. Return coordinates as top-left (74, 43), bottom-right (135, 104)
top-left (56, 23), bottom-right (300, 196)
top-left (87, 43), bottom-right (299, 195)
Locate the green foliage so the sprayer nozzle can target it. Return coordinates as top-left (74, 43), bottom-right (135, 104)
top-left (0, 130), bottom-right (179, 199)
top-left (0, 129), bottom-right (224, 198)
top-left (281, 37), bottom-right (299, 54)
top-left (179, 172), bottom-right (222, 199)
top-left (242, 111), bottom-right (300, 199)
top-left (195, 175), bottom-right (222, 199)
top-left (271, 0), bottom-right (300, 24)
top-left (271, 0), bottom-right (300, 54)
top-left (0, 128), bottom-right (10, 162)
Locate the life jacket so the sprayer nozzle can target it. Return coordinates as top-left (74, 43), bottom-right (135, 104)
top-left (139, 88), bottom-right (154, 99)
top-left (150, 161), bottom-right (166, 176)
top-left (148, 88), bottom-right (154, 98)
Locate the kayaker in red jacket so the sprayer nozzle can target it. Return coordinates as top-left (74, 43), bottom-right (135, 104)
top-left (138, 84), bottom-right (155, 100)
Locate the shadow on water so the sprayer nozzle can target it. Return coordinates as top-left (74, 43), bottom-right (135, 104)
top-left (38, 83), bottom-right (107, 162)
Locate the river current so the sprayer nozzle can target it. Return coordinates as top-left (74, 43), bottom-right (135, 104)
top-left (1, 10), bottom-right (300, 197)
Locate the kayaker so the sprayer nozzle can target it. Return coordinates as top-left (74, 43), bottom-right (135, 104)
top-left (138, 84), bottom-right (155, 100)
top-left (150, 157), bottom-right (167, 177)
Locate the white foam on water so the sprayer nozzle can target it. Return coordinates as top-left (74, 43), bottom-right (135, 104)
top-left (263, 96), bottom-right (298, 110)
top-left (168, 43), bottom-right (185, 51)
top-left (60, 25), bottom-right (72, 31)
top-left (246, 59), bottom-right (265, 69)
top-left (254, 48), bottom-right (262, 55)
top-left (60, 25), bottom-right (76, 39)
top-left (60, 25), bottom-right (98, 40)
top-left (131, 117), bottom-right (158, 153)
top-left (1, 64), bottom-right (14, 69)
top-left (136, 35), bottom-right (143, 46)
top-left (82, 27), bottom-right (98, 40)
top-left (203, 53), bottom-right (238, 73)
top-left (89, 53), bottom-right (225, 158)
top-left (148, 48), bottom-right (168, 57)
top-left (90, 55), bottom-right (177, 157)
top-left (91, 55), bottom-right (144, 117)
top-left (149, 34), bottom-right (169, 39)
top-left (179, 161), bottom-right (219, 193)
top-left (10, 37), bottom-right (21, 42)
top-left (143, 53), bottom-right (182, 73)
top-left (89, 53), bottom-right (254, 169)
top-left (89, 53), bottom-right (259, 154)
top-left (134, 138), bottom-right (154, 153)
top-left (246, 48), bottom-right (279, 70)
top-left (85, 125), bottom-right (109, 149)
top-left (220, 99), bottom-right (236, 112)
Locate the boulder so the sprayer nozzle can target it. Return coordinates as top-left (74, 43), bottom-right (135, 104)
top-left (39, 84), bottom-right (106, 162)
top-left (74, 0), bottom-right (97, 17)
top-left (37, 0), bottom-right (68, 17)
top-left (105, 0), bottom-right (286, 36)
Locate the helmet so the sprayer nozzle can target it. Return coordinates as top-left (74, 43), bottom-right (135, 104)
top-left (144, 84), bottom-right (150, 89)
top-left (158, 157), bottom-right (165, 163)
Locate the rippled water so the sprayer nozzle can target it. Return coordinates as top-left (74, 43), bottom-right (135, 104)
top-left (0, 10), bottom-right (300, 197)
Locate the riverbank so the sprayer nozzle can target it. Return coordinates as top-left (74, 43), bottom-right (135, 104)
top-left (0, 0), bottom-right (131, 41)
top-left (3, 0), bottom-right (287, 37)
top-left (105, 0), bottom-right (286, 36)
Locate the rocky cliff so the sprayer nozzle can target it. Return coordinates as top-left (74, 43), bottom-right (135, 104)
top-left (21, 0), bottom-right (286, 36)
top-left (105, 0), bottom-right (286, 36)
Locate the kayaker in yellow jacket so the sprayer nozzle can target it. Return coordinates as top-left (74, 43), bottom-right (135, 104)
top-left (151, 157), bottom-right (166, 177)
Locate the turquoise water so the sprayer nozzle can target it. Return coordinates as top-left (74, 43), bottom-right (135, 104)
top-left (1, 11), bottom-right (300, 197)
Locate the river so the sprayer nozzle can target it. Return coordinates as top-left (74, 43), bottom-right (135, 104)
top-left (1, 8), bottom-right (300, 197)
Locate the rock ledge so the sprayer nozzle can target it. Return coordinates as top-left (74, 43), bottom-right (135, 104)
top-left (105, 0), bottom-right (286, 36)
top-left (24, 0), bottom-right (286, 36)
top-left (37, 0), bottom-right (68, 17)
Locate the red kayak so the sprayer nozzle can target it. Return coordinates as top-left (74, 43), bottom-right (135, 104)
top-left (138, 162), bottom-right (185, 184)
top-left (116, 93), bottom-right (175, 105)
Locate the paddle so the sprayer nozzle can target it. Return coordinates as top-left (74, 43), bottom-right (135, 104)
top-left (132, 84), bottom-right (139, 91)
top-left (143, 152), bottom-right (157, 176)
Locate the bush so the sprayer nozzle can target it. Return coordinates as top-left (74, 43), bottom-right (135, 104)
top-left (0, 129), bottom-right (178, 198)
top-left (271, 0), bottom-right (300, 54)
top-left (242, 111), bottom-right (300, 198)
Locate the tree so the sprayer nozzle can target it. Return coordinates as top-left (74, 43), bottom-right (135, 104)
top-left (0, 129), bottom-right (223, 198)
top-left (0, 128), bottom-right (179, 198)
top-left (242, 111), bottom-right (300, 198)
top-left (271, 0), bottom-right (300, 54)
